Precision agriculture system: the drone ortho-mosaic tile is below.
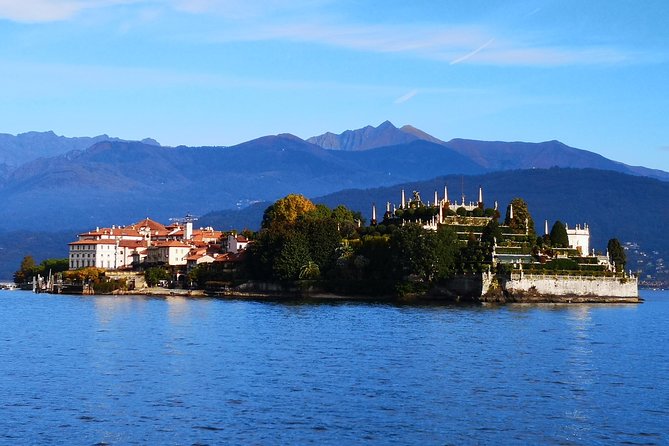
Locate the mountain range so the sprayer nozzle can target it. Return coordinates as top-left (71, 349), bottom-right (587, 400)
top-left (0, 121), bottom-right (667, 280)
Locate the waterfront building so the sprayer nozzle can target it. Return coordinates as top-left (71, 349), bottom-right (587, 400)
top-left (67, 216), bottom-right (234, 271)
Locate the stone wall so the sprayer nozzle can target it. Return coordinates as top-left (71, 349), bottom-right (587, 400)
top-left (500, 272), bottom-right (638, 298)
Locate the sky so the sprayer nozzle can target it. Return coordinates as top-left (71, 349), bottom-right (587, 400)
top-left (0, 0), bottom-right (668, 170)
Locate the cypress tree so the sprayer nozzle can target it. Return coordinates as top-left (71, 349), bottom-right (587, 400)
top-left (549, 221), bottom-right (570, 248)
top-left (607, 238), bottom-right (627, 272)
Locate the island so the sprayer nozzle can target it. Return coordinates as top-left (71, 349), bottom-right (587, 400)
top-left (15, 187), bottom-right (639, 303)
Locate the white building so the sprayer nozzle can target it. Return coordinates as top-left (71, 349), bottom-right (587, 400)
top-left (566, 223), bottom-right (590, 255)
top-left (146, 241), bottom-right (192, 266)
top-left (68, 239), bottom-right (118, 269)
top-left (68, 239), bottom-right (149, 270)
top-left (226, 234), bottom-right (249, 254)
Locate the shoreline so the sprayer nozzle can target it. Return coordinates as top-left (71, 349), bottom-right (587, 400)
top-left (76, 287), bottom-right (643, 304)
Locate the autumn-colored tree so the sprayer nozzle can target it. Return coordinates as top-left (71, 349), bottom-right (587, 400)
top-left (261, 194), bottom-right (316, 229)
top-left (63, 267), bottom-right (105, 283)
top-left (13, 255), bottom-right (37, 284)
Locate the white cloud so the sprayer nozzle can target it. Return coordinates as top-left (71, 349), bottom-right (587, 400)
top-left (394, 89), bottom-right (418, 104)
top-left (171, 0), bottom-right (331, 20)
top-left (0, 0), bottom-right (144, 22)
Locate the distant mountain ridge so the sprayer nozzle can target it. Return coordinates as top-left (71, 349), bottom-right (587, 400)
top-left (306, 120), bottom-right (420, 150)
top-left (0, 130), bottom-right (160, 169)
top-left (1, 121), bottom-right (667, 233)
top-left (308, 122), bottom-right (669, 181)
top-left (0, 136), bottom-right (484, 231)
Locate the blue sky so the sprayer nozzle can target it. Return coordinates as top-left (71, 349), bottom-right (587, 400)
top-left (0, 0), bottom-right (668, 170)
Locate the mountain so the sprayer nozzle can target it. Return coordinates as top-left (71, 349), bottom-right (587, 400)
top-left (443, 138), bottom-right (669, 181)
top-left (0, 135), bottom-right (484, 231)
top-left (0, 131), bottom-right (159, 171)
top-left (306, 120), bottom-right (421, 151)
top-left (307, 122), bottom-right (669, 182)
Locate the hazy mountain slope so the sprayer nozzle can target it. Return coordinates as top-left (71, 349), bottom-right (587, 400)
top-left (0, 134), bottom-right (486, 231)
top-left (0, 130), bottom-right (159, 168)
top-left (199, 168), bottom-right (669, 263)
top-left (443, 138), bottom-right (669, 180)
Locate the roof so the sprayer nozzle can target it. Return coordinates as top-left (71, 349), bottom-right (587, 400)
top-left (128, 218), bottom-right (167, 232)
top-left (118, 240), bottom-right (148, 248)
top-left (148, 240), bottom-right (192, 248)
top-left (78, 227), bottom-right (142, 238)
top-left (69, 239), bottom-right (117, 246)
top-left (214, 251), bottom-right (246, 263)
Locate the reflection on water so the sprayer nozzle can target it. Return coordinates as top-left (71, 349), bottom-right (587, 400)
top-left (0, 289), bottom-right (667, 445)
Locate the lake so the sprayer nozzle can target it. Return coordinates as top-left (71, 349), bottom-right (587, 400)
top-left (0, 289), bottom-right (667, 445)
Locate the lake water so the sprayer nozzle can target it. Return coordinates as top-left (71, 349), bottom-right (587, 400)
top-left (1, 289), bottom-right (667, 445)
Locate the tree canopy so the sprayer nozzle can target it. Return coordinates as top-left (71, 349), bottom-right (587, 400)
top-left (261, 194), bottom-right (316, 229)
top-left (504, 198), bottom-right (535, 236)
top-left (607, 238), bottom-right (627, 272)
top-left (550, 221), bottom-right (569, 248)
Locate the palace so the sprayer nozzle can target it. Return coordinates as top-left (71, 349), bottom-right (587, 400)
top-left (68, 216), bottom-right (248, 271)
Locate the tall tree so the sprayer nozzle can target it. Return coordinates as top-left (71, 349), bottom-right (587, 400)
top-left (504, 198), bottom-right (535, 236)
top-left (607, 238), bottom-right (627, 272)
top-left (549, 221), bottom-right (570, 248)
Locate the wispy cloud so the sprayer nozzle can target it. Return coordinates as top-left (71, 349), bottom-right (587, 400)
top-left (0, 1), bottom-right (641, 67)
top-left (659, 146), bottom-right (669, 152)
top-left (394, 89), bottom-right (418, 104)
top-left (450, 38), bottom-right (495, 65)
top-left (194, 21), bottom-right (638, 67)
top-left (0, 0), bottom-right (144, 22)
top-left (172, 0), bottom-right (324, 18)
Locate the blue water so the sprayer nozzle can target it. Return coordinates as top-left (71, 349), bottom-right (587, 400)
top-left (1, 290), bottom-right (668, 445)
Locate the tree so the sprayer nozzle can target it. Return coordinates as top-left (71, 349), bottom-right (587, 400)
top-left (304, 203), bottom-right (332, 221)
top-left (40, 258), bottom-right (69, 275)
top-left (433, 225), bottom-right (459, 280)
top-left (13, 255), bottom-right (37, 284)
top-left (549, 221), bottom-right (569, 248)
top-left (459, 233), bottom-right (487, 273)
top-left (261, 194), bottom-right (316, 229)
top-left (299, 261), bottom-right (320, 280)
top-left (144, 267), bottom-right (170, 287)
top-left (63, 267), bottom-right (105, 283)
top-left (607, 238), bottom-right (627, 272)
top-left (389, 223), bottom-right (438, 282)
top-left (273, 231), bottom-right (311, 281)
top-left (504, 198), bottom-right (535, 236)
top-left (297, 218), bottom-right (341, 274)
top-left (481, 219), bottom-right (503, 247)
